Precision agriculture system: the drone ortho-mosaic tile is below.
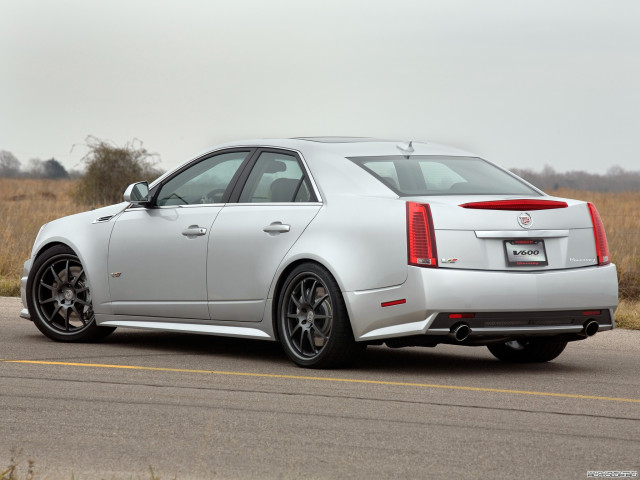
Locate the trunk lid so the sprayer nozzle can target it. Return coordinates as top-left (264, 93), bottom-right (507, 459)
top-left (407, 195), bottom-right (598, 271)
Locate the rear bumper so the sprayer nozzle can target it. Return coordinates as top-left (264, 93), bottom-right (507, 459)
top-left (425, 309), bottom-right (612, 342)
top-left (346, 264), bottom-right (618, 341)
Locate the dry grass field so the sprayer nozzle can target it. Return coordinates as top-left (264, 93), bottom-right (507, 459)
top-left (550, 188), bottom-right (640, 329)
top-left (0, 178), bottom-right (85, 297)
top-left (1, 179), bottom-right (638, 328)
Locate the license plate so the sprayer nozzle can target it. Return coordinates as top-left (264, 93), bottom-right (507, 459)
top-left (504, 239), bottom-right (548, 267)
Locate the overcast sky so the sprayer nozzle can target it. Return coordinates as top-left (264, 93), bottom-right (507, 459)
top-left (1, 0), bottom-right (639, 174)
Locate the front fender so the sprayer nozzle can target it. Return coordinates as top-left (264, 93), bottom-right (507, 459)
top-left (29, 203), bottom-right (127, 316)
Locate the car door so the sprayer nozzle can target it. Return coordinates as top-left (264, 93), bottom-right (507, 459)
top-left (107, 149), bottom-right (252, 319)
top-left (207, 149), bottom-right (322, 322)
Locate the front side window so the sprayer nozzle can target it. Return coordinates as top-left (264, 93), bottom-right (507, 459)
top-left (157, 151), bottom-right (250, 206)
top-left (238, 151), bottom-right (314, 203)
top-left (349, 156), bottom-right (540, 196)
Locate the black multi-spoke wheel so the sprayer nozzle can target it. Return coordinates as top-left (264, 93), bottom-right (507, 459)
top-left (277, 263), bottom-right (360, 368)
top-left (487, 338), bottom-right (567, 363)
top-left (27, 245), bottom-right (115, 342)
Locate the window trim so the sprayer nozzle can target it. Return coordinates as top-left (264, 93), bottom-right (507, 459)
top-left (228, 147), bottom-right (322, 204)
top-left (148, 147), bottom-right (256, 208)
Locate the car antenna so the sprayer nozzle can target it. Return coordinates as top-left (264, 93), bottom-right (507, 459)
top-left (396, 140), bottom-right (414, 158)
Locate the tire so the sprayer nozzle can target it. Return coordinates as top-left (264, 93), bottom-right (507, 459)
top-left (26, 245), bottom-right (116, 342)
top-left (277, 263), bottom-right (360, 368)
top-left (487, 338), bottom-right (568, 363)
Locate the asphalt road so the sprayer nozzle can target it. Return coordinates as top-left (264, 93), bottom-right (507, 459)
top-left (1, 297), bottom-right (638, 480)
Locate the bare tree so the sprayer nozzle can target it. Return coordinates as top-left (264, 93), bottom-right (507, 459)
top-left (0, 150), bottom-right (21, 177)
top-left (26, 158), bottom-right (45, 178)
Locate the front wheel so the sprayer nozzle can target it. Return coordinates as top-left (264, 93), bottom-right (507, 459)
top-left (277, 263), bottom-right (359, 368)
top-left (487, 338), bottom-right (568, 363)
top-left (27, 245), bottom-right (115, 342)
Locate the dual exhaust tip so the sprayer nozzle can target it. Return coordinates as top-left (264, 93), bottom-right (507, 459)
top-left (448, 320), bottom-right (599, 342)
top-left (449, 323), bottom-right (471, 342)
top-left (583, 320), bottom-right (599, 337)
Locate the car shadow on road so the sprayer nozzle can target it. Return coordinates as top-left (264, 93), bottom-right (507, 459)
top-left (97, 329), bottom-right (288, 362)
top-left (90, 330), bottom-right (598, 376)
top-left (354, 344), bottom-right (596, 376)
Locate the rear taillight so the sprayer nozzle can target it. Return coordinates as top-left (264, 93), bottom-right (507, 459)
top-left (407, 202), bottom-right (438, 267)
top-left (459, 199), bottom-right (568, 210)
top-left (587, 202), bottom-right (610, 266)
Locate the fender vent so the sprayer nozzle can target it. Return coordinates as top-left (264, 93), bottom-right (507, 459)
top-left (92, 215), bottom-right (115, 224)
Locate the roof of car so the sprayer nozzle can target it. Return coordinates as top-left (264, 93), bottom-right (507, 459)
top-left (152, 137), bottom-right (482, 195)
top-left (293, 136), bottom-right (392, 143)
top-left (210, 137), bottom-right (476, 158)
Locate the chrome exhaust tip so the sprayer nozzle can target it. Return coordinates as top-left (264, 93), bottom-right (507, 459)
top-left (583, 320), bottom-right (599, 337)
top-left (450, 323), bottom-right (471, 342)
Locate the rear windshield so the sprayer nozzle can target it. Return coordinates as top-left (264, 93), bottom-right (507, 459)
top-left (349, 156), bottom-right (540, 196)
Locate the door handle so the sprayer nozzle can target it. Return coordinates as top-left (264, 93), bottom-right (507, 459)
top-left (182, 225), bottom-right (207, 237)
top-left (263, 222), bottom-right (291, 234)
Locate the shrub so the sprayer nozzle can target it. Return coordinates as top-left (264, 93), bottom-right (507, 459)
top-left (74, 136), bottom-right (163, 206)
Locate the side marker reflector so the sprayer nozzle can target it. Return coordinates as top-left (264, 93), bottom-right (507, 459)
top-left (381, 299), bottom-right (407, 308)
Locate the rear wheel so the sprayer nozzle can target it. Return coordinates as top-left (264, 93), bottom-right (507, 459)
top-left (277, 263), bottom-right (359, 368)
top-left (27, 245), bottom-right (115, 342)
top-left (487, 338), bottom-right (567, 363)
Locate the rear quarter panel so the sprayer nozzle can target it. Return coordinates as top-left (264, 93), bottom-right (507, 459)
top-left (276, 195), bottom-right (408, 293)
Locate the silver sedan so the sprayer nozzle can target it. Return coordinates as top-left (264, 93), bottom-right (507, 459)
top-left (21, 138), bottom-right (618, 368)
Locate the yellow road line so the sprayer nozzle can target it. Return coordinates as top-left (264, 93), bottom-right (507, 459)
top-left (4, 359), bottom-right (639, 404)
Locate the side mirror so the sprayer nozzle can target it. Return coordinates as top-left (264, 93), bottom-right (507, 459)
top-left (123, 181), bottom-right (150, 204)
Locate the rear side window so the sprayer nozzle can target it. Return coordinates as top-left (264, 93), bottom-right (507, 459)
top-left (349, 156), bottom-right (540, 196)
top-left (238, 151), bottom-right (314, 203)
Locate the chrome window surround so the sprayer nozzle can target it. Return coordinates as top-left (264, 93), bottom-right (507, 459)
top-left (127, 146), bottom-right (323, 211)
